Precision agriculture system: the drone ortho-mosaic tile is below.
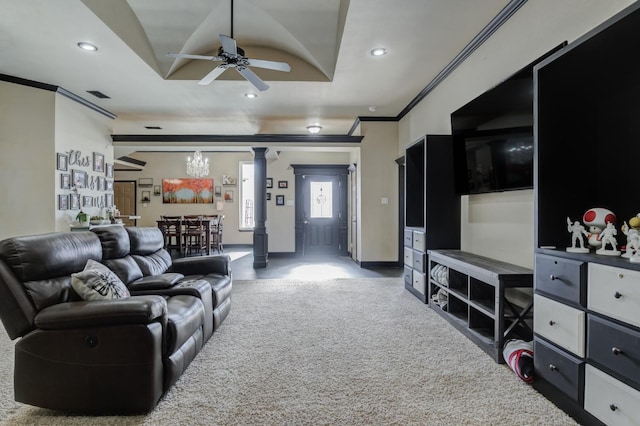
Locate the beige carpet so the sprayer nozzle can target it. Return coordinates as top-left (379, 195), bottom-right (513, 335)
top-left (0, 278), bottom-right (577, 425)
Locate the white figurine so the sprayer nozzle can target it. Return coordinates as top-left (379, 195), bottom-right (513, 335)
top-left (596, 222), bottom-right (621, 256)
top-left (621, 215), bottom-right (640, 262)
top-left (566, 217), bottom-right (589, 253)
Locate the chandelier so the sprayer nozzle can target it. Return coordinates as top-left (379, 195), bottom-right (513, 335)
top-left (186, 151), bottom-right (209, 177)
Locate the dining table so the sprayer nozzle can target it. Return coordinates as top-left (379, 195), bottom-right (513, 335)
top-left (156, 216), bottom-right (219, 256)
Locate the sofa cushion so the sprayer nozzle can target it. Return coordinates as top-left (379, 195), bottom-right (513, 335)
top-left (132, 250), bottom-right (172, 276)
top-left (92, 226), bottom-right (130, 259)
top-left (102, 255), bottom-right (144, 285)
top-left (127, 227), bottom-right (165, 255)
top-left (165, 295), bottom-right (205, 354)
top-left (71, 259), bottom-right (130, 301)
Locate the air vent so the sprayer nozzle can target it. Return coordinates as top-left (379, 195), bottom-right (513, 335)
top-left (87, 90), bottom-right (110, 99)
top-left (144, 126), bottom-right (162, 130)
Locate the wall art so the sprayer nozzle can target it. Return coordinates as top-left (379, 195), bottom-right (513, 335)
top-left (278, 180), bottom-right (288, 189)
top-left (276, 195), bottom-right (285, 206)
top-left (58, 194), bottom-right (68, 210)
top-left (71, 169), bottom-right (87, 188)
top-left (105, 163), bottom-right (114, 178)
top-left (83, 196), bottom-right (93, 208)
top-left (266, 178), bottom-right (273, 188)
top-left (222, 175), bottom-right (237, 186)
top-left (105, 193), bottom-right (113, 208)
top-left (60, 173), bottom-right (70, 189)
top-left (56, 153), bottom-right (68, 171)
top-left (224, 190), bottom-right (233, 202)
top-left (93, 152), bottom-right (105, 173)
top-left (70, 193), bottom-right (80, 210)
top-left (141, 191), bottom-right (151, 202)
top-left (162, 178), bottom-right (214, 204)
top-left (266, 192), bottom-right (271, 201)
top-left (153, 185), bottom-right (161, 196)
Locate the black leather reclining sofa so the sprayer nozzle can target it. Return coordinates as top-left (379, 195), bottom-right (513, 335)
top-left (0, 226), bottom-right (232, 414)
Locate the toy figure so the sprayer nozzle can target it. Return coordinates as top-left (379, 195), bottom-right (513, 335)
top-left (566, 217), bottom-right (589, 253)
top-left (621, 214), bottom-right (640, 262)
top-left (596, 222), bottom-right (620, 256)
top-left (583, 207), bottom-right (616, 249)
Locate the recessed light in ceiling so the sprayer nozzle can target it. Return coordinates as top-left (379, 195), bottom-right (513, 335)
top-left (306, 125), bottom-right (322, 134)
top-left (369, 106), bottom-right (377, 112)
top-left (77, 42), bottom-right (98, 51)
top-left (370, 47), bottom-right (387, 57)
top-left (244, 93), bottom-right (258, 99)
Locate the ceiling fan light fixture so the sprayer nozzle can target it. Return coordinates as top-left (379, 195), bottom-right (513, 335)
top-left (307, 125), bottom-right (322, 134)
top-left (77, 42), bottom-right (98, 52)
top-left (370, 47), bottom-right (387, 57)
top-left (244, 92), bottom-right (258, 99)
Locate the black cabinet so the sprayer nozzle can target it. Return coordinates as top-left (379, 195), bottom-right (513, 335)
top-left (404, 135), bottom-right (460, 302)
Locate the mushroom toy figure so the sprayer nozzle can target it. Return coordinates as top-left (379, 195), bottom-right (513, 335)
top-left (582, 207), bottom-right (616, 249)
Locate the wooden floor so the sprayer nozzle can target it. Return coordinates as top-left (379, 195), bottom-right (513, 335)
top-left (225, 246), bottom-right (403, 280)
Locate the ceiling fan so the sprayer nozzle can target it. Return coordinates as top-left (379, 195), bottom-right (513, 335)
top-left (167, 0), bottom-right (291, 91)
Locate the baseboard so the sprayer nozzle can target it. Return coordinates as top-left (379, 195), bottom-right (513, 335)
top-left (267, 252), bottom-right (297, 258)
top-left (358, 261), bottom-right (402, 269)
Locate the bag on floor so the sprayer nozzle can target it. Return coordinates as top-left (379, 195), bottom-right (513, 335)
top-left (503, 339), bottom-right (534, 383)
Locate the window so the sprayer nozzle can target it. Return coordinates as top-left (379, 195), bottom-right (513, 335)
top-left (310, 181), bottom-right (333, 218)
top-left (240, 161), bottom-right (254, 229)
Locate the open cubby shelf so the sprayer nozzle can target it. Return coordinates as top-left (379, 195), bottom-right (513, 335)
top-left (427, 249), bottom-right (533, 363)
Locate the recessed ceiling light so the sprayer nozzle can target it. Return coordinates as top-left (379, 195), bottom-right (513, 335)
top-left (306, 125), bottom-right (322, 134)
top-left (77, 42), bottom-right (98, 51)
top-left (244, 92), bottom-right (257, 99)
top-left (370, 47), bottom-right (387, 57)
top-left (369, 106), bottom-right (377, 112)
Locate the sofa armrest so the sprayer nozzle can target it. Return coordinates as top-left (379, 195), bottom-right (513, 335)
top-left (168, 254), bottom-right (231, 276)
top-left (34, 295), bottom-right (167, 330)
top-left (127, 273), bottom-right (185, 291)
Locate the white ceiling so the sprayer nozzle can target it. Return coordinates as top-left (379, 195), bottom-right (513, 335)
top-left (0, 0), bottom-right (511, 139)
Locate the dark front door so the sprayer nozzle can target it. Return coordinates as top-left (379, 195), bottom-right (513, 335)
top-left (293, 165), bottom-right (349, 256)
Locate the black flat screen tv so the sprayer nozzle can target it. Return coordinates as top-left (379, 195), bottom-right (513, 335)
top-left (452, 44), bottom-right (565, 195)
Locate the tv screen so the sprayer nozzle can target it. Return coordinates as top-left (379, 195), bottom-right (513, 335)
top-left (457, 127), bottom-right (533, 194)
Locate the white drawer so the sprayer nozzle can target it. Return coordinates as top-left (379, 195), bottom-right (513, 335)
top-left (413, 271), bottom-right (425, 295)
top-left (534, 294), bottom-right (585, 357)
top-left (588, 263), bottom-right (640, 328)
top-left (404, 247), bottom-right (413, 266)
top-left (412, 231), bottom-right (425, 252)
top-left (585, 364), bottom-right (640, 426)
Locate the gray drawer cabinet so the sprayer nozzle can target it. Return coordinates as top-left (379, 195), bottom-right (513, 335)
top-left (404, 229), bottom-right (427, 301)
top-left (534, 252), bottom-right (640, 426)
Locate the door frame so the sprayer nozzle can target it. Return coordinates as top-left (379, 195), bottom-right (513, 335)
top-left (292, 164), bottom-right (349, 256)
top-left (114, 180), bottom-right (137, 226)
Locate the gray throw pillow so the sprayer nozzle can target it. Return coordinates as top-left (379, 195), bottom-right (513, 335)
top-left (71, 259), bottom-right (130, 301)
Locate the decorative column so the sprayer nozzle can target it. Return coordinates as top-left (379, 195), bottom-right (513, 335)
top-left (252, 147), bottom-right (268, 268)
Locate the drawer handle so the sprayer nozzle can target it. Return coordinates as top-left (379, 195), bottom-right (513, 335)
top-left (612, 347), bottom-right (622, 355)
top-left (549, 364), bottom-right (557, 371)
top-left (610, 404), bottom-right (618, 412)
top-left (549, 320), bottom-right (555, 326)
top-left (614, 291), bottom-right (622, 299)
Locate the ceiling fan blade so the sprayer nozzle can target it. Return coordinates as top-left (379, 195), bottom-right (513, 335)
top-left (219, 34), bottom-right (238, 57)
top-left (236, 66), bottom-right (269, 91)
top-left (198, 65), bottom-right (229, 85)
top-left (168, 53), bottom-right (225, 61)
top-left (246, 58), bottom-right (291, 72)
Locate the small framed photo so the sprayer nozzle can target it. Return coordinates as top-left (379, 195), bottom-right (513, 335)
top-left (222, 175), bottom-right (237, 186)
top-left (71, 169), bottom-right (87, 188)
top-left (105, 193), bottom-right (114, 208)
top-left (153, 185), bottom-right (161, 196)
top-left (70, 193), bottom-right (80, 210)
top-left (141, 191), bottom-right (151, 202)
top-left (93, 152), bottom-right (105, 173)
top-left (56, 153), bottom-right (68, 171)
top-left (60, 173), bottom-right (70, 189)
top-left (276, 194), bottom-right (285, 206)
top-left (224, 190), bottom-right (234, 202)
top-left (106, 180), bottom-right (114, 191)
top-left (266, 178), bottom-right (273, 188)
top-left (58, 194), bottom-right (68, 210)
top-left (278, 180), bottom-right (288, 189)
top-left (266, 192), bottom-right (271, 201)
top-left (105, 163), bottom-right (114, 178)
top-left (138, 178), bottom-right (153, 187)
top-left (83, 196), bottom-right (93, 208)
top-left (214, 186), bottom-right (222, 197)
top-left (98, 176), bottom-right (106, 191)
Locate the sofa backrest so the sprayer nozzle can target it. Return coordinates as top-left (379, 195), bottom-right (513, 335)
top-left (92, 226), bottom-right (171, 284)
top-left (0, 231), bottom-right (102, 339)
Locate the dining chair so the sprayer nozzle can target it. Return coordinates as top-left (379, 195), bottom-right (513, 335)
top-left (160, 215), bottom-right (183, 257)
top-left (203, 215), bottom-right (219, 254)
top-left (182, 215), bottom-right (207, 256)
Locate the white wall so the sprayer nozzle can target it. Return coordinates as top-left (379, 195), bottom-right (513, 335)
top-left (54, 94), bottom-right (114, 231)
top-left (398, 0), bottom-right (636, 268)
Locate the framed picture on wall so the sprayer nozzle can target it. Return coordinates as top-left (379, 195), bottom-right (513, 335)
top-left (98, 177), bottom-right (106, 191)
top-left (58, 194), bottom-right (68, 210)
top-left (106, 180), bottom-right (114, 191)
top-left (60, 173), bottom-right (70, 189)
top-left (105, 163), bottom-right (114, 178)
top-left (224, 190), bottom-right (233, 202)
top-left (266, 178), bottom-right (273, 188)
top-left (70, 193), bottom-right (80, 210)
top-left (276, 195), bottom-right (285, 206)
top-left (266, 192), bottom-right (271, 201)
top-left (214, 186), bottom-right (222, 197)
top-left (141, 191), bottom-right (151, 202)
top-left (71, 169), bottom-right (87, 188)
top-left (278, 180), bottom-right (288, 189)
top-left (105, 193), bottom-right (114, 208)
top-left (56, 153), bottom-right (68, 171)
top-left (93, 152), bottom-right (105, 173)
top-left (153, 185), bottom-right (161, 196)
top-left (83, 196), bottom-right (93, 208)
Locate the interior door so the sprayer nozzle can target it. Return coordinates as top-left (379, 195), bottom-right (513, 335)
top-left (114, 181), bottom-right (136, 226)
top-left (302, 175), bottom-right (340, 256)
